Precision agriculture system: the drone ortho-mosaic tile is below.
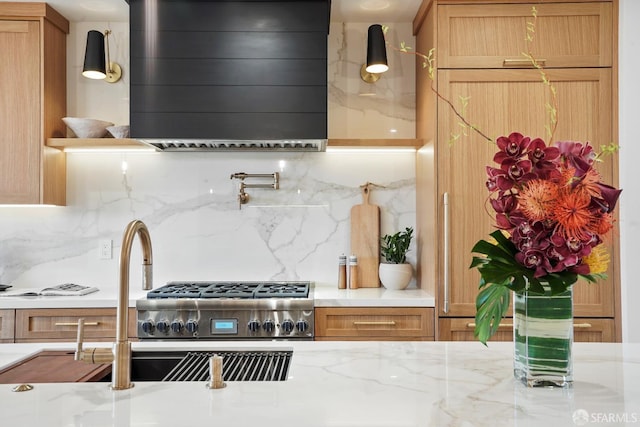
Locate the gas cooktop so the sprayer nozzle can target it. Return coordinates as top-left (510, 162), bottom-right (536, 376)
top-left (146, 281), bottom-right (310, 300)
top-left (137, 281), bottom-right (314, 340)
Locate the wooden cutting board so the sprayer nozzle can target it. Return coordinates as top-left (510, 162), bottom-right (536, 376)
top-left (350, 183), bottom-right (380, 287)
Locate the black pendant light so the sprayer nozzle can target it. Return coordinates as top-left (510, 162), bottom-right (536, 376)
top-left (82, 30), bottom-right (106, 80)
top-left (361, 24), bottom-right (388, 83)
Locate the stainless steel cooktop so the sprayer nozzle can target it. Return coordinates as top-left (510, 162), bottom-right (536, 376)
top-left (136, 281), bottom-right (314, 340)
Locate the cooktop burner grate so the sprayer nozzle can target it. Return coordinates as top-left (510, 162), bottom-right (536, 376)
top-left (146, 281), bottom-right (310, 299)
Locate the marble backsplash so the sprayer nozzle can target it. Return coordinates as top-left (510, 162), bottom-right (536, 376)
top-left (0, 150), bottom-right (416, 290)
top-left (328, 22), bottom-right (416, 139)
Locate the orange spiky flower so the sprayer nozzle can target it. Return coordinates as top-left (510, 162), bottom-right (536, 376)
top-left (552, 189), bottom-right (593, 240)
top-left (593, 212), bottom-right (614, 235)
top-left (574, 169), bottom-right (602, 199)
top-left (518, 179), bottom-right (559, 222)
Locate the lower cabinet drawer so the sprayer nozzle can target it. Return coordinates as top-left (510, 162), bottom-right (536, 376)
top-left (438, 318), bottom-right (616, 342)
top-left (315, 307), bottom-right (434, 341)
top-left (15, 308), bottom-right (138, 342)
top-left (0, 309), bottom-right (15, 342)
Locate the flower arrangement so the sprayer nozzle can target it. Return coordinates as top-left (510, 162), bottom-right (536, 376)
top-left (471, 132), bottom-right (622, 344)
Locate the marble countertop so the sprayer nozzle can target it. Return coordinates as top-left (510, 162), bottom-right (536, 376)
top-left (0, 341), bottom-right (638, 427)
top-left (313, 285), bottom-right (435, 307)
top-left (0, 284), bottom-right (435, 309)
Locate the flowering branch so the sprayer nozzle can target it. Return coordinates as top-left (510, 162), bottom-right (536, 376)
top-left (382, 26), bottom-right (493, 144)
top-left (524, 6), bottom-right (559, 142)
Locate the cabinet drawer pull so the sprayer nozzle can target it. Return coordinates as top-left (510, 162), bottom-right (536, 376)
top-left (55, 321), bottom-right (99, 327)
top-left (353, 321), bottom-right (396, 326)
top-left (465, 322), bottom-right (592, 329)
top-left (465, 322), bottom-right (512, 328)
top-left (574, 323), bottom-right (592, 329)
top-left (503, 58), bottom-right (547, 67)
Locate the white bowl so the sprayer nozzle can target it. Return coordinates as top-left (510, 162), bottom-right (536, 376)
top-left (62, 117), bottom-right (114, 138)
top-left (106, 125), bottom-right (130, 139)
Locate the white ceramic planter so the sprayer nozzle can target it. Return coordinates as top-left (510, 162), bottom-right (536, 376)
top-left (378, 263), bottom-right (412, 290)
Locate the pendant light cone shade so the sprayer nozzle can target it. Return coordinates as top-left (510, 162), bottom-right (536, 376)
top-left (82, 30), bottom-right (106, 79)
top-left (365, 24), bottom-right (388, 74)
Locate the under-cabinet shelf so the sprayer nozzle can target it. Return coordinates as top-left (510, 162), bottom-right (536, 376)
top-left (47, 138), bottom-right (424, 150)
top-left (46, 138), bottom-right (147, 150)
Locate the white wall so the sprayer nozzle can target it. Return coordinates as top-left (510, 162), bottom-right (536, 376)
top-left (328, 23), bottom-right (416, 138)
top-left (618, 0), bottom-right (639, 343)
top-left (67, 21), bottom-right (129, 125)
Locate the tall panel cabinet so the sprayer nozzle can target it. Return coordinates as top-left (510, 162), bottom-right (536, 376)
top-left (415, 0), bottom-right (620, 341)
top-left (0, 3), bottom-right (68, 205)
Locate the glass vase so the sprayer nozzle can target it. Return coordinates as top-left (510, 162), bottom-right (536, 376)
top-left (513, 284), bottom-right (573, 388)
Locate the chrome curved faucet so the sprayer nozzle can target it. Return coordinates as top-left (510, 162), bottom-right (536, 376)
top-left (76, 219), bottom-right (153, 390)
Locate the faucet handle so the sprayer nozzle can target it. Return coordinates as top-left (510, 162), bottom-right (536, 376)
top-left (74, 318), bottom-right (85, 361)
top-left (206, 354), bottom-right (226, 389)
top-left (74, 317), bottom-right (114, 364)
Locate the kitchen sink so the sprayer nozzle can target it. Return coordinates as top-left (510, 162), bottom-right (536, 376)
top-left (99, 349), bottom-right (293, 382)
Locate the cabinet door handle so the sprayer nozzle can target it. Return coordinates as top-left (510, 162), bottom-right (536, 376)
top-left (443, 192), bottom-right (450, 313)
top-left (466, 322), bottom-right (513, 329)
top-left (353, 321), bottom-right (396, 326)
top-left (466, 322), bottom-right (592, 329)
top-left (55, 321), bottom-right (99, 327)
top-left (502, 58), bottom-right (547, 67)
top-left (574, 323), bottom-right (593, 329)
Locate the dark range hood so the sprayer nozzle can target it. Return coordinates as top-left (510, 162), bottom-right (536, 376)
top-left (128, 0), bottom-right (330, 151)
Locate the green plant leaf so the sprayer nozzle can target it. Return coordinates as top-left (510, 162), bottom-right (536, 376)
top-left (474, 282), bottom-right (511, 345)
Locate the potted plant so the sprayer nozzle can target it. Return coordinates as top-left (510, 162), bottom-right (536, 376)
top-left (379, 227), bottom-right (414, 290)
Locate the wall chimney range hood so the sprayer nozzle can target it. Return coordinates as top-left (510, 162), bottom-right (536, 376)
top-left (128, 0), bottom-right (330, 152)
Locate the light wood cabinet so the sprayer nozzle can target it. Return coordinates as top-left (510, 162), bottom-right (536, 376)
top-left (15, 308), bottom-right (138, 343)
top-left (0, 4), bottom-right (68, 205)
top-left (415, 0), bottom-right (619, 341)
top-left (315, 307), bottom-right (435, 341)
top-left (438, 318), bottom-right (615, 342)
top-left (0, 309), bottom-right (15, 343)
top-left (437, 2), bottom-right (613, 68)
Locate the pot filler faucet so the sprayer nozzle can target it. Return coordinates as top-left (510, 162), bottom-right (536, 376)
top-left (75, 219), bottom-right (153, 390)
top-left (230, 172), bottom-right (279, 209)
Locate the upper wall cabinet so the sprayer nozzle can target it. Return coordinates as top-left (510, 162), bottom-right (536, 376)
top-left (437, 2), bottom-right (613, 69)
top-left (0, 4), bottom-right (68, 205)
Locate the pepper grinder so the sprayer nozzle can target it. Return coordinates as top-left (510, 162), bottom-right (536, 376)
top-left (338, 254), bottom-right (347, 289)
top-left (349, 255), bottom-right (358, 289)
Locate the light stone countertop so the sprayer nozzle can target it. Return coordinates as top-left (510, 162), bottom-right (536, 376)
top-left (0, 283), bottom-right (435, 309)
top-left (312, 285), bottom-right (435, 307)
top-left (0, 341), bottom-right (638, 427)
top-left (0, 288), bottom-right (148, 309)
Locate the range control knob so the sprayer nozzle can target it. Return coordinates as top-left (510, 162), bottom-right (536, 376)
top-left (296, 320), bottom-right (309, 333)
top-left (262, 319), bottom-right (275, 333)
top-left (185, 320), bottom-right (198, 334)
top-left (247, 320), bottom-right (261, 332)
top-left (281, 319), bottom-right (294, 333)
top-left (141, 320), bottom-right (155, 334)
top-left (170, 320), bottom-right (184, 333)
top-left (156, 320), bottom-right (169, 334)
